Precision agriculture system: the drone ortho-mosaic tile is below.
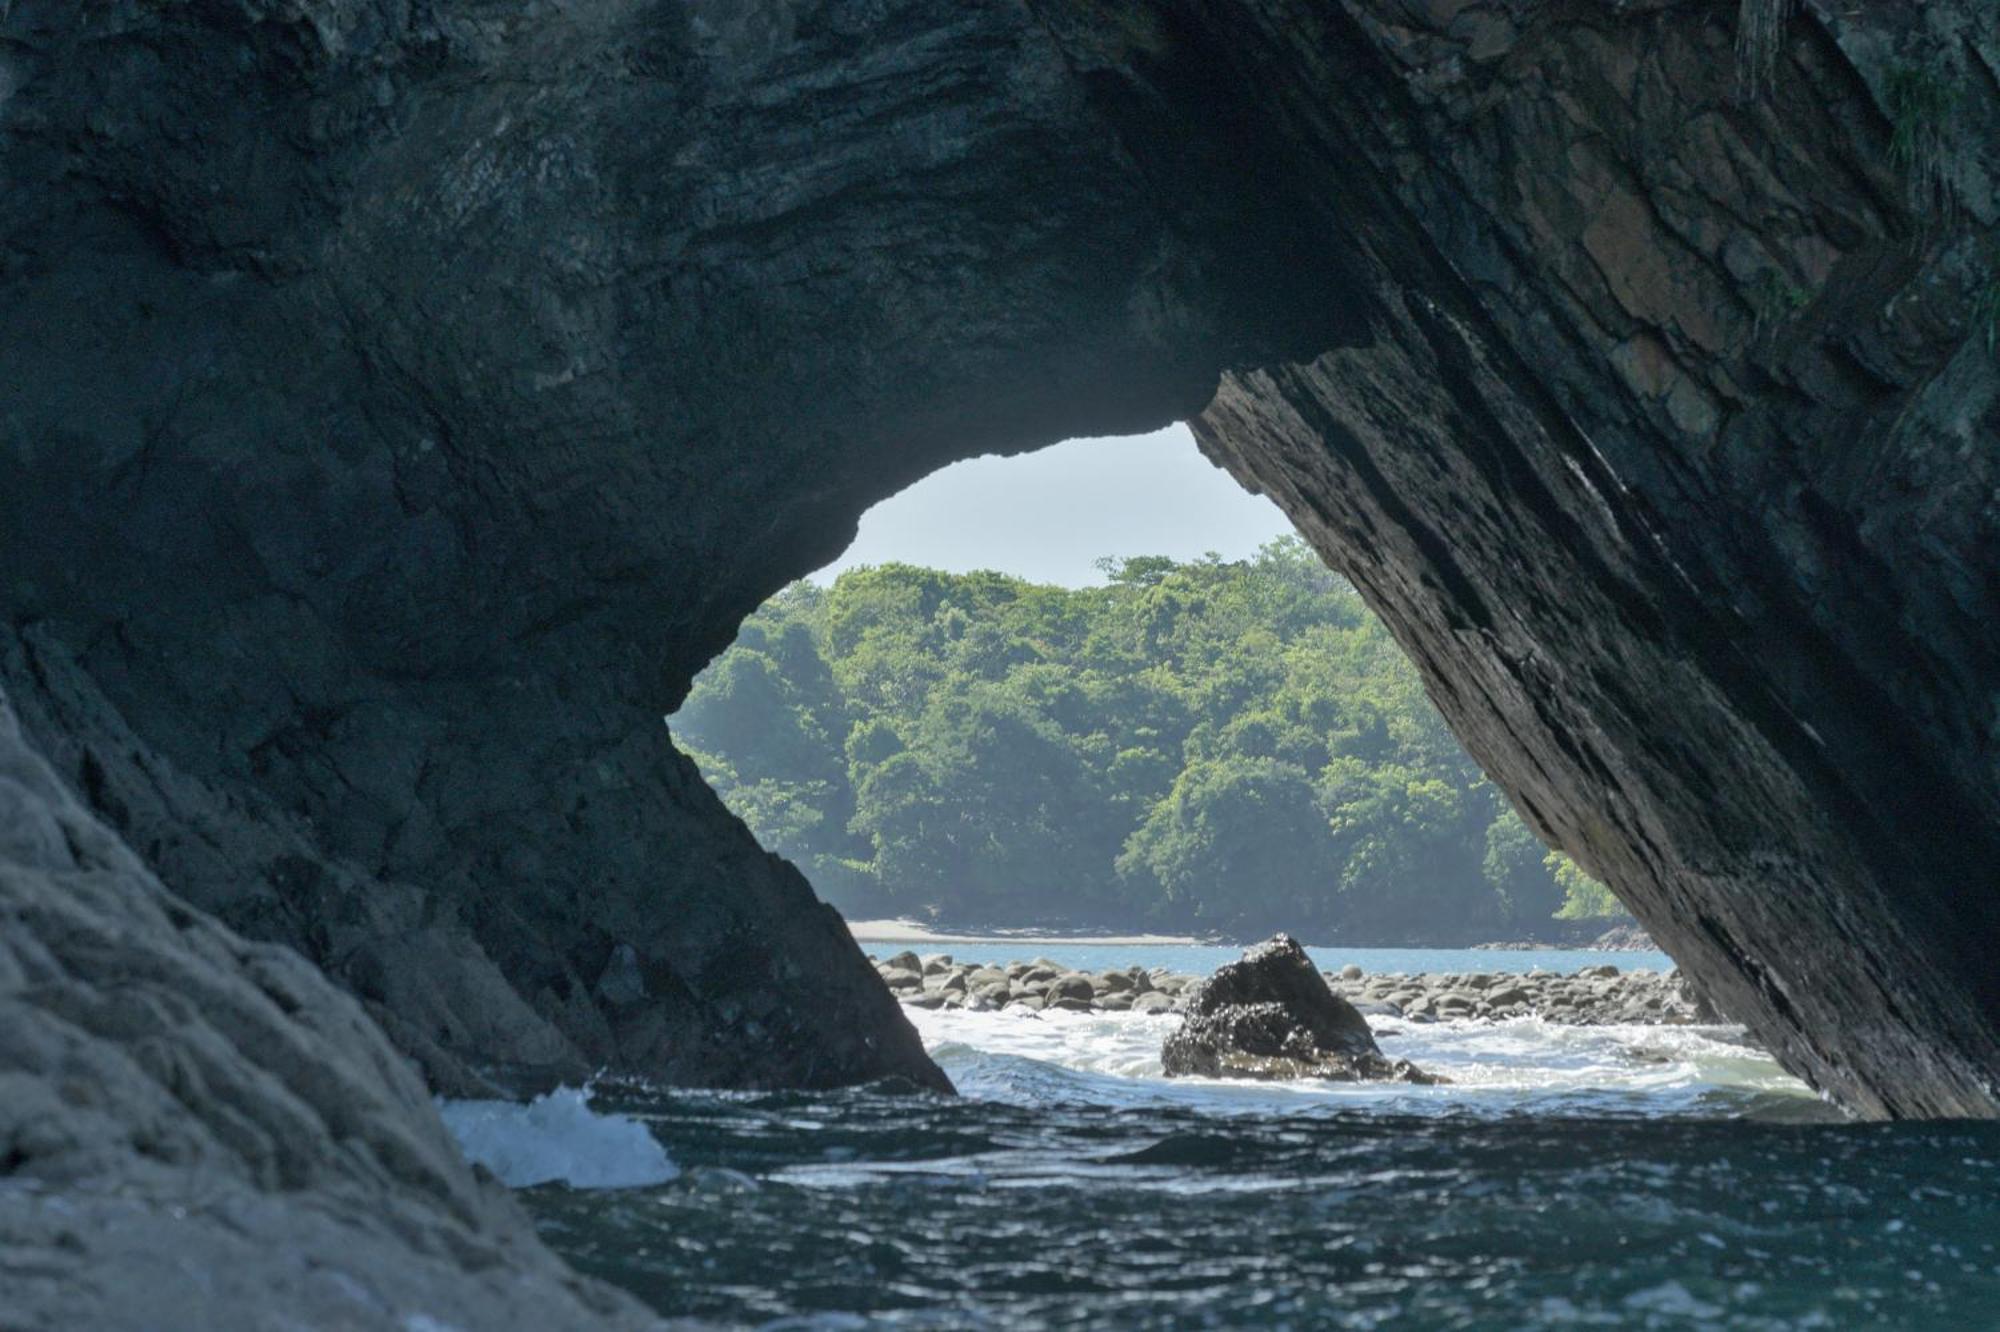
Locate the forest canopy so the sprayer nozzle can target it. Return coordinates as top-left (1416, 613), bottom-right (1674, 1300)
top-left (673, 538), bottom-right (1626, 942)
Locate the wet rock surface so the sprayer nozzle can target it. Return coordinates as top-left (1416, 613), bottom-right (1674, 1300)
top-left (1160, 937), bottom-right (1436, 1083)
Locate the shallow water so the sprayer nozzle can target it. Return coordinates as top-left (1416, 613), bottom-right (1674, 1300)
top-left (853, 941), bottom-right (1676, 977)
top-left (498, 1007), bottom-right (2000, 1329)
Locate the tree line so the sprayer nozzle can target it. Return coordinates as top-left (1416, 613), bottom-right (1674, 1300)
top-left (672, 538), bottom-right (1627, 942)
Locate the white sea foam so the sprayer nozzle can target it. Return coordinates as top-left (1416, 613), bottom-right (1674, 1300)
top-left (909, 1005), bottom-right (1816, 1117)
top-left (437, 1086), bottom-right (679, 1189)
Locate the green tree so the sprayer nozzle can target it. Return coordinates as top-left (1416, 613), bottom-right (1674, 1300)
top-left (1116, 755), bottom-right (1334, 933)
top-left (1482, 809), bottom-right (1569, 928)
top-left (1550, 852), bottom-right (1630, 920)
top-left (672, 537), bottom-right (1606, 940)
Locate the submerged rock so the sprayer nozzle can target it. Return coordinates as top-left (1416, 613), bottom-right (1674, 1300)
top-left (1161, 937), bottom-right (1438, 1084)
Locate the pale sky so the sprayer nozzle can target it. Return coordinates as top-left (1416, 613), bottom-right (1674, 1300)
top-left (811, 425), bottom-right (1295, 587)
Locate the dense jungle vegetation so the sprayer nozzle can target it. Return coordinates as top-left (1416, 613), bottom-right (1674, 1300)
top-left (674, 538), bottom-right (1626, 942)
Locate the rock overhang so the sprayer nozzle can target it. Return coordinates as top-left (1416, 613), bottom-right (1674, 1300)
top-left (0, 0), bottom-right (1995, 1132)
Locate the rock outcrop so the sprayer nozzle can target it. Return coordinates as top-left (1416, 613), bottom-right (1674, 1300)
top-left (1162, 936), bottom-right (1435, 1082)
top-left (0, 686), bottom-right (660, 1328)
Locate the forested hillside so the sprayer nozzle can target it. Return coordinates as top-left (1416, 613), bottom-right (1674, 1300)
top-left (674, 539), bottom-right (1624, 942)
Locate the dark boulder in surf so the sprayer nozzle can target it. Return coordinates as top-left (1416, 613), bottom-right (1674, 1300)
top-left (1162, 936), bottom-right (1438, 1084)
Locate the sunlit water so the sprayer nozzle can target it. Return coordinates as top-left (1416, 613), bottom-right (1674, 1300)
top-left (473, 969), bottom-right (2000, 1328)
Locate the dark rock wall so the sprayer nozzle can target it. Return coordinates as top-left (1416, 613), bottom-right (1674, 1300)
top-left (7, 0), bottom-right (1177, 1095)
top-left (2, 0), bottom-right (1996, 1117)
top-left (1177, 0), bottom-right (2000, 1118)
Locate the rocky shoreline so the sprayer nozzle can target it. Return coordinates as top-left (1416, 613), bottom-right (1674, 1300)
top-left (870, 952), bottom-right (1711, 1027)
top-left (1472, 924), bottom-right (1659, 953)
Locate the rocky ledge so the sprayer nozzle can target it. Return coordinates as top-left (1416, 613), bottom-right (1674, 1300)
top-left (872, 952), bottom-right (1708, 1028)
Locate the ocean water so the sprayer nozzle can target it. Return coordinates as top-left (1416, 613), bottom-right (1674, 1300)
top-left (466, 1002), bottom-right (2000, 1328)
top-left (853, 940), bottom-right (1676, 977)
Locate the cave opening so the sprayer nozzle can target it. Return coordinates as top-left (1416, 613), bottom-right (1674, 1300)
top-left (669, 425), bottom-right (1630, 953)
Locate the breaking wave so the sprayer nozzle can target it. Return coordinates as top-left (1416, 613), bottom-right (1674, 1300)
top-left (437, 1085), bottom-right (679, 1189)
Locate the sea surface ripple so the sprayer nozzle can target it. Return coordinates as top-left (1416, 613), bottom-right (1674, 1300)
top-left (498, 1000), bottom-right (2000, 1329)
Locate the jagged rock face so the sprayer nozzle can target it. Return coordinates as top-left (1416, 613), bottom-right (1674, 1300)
top-left (1, 0), bottom-right (1996, 1122)
top-left (1162, 935), bottom-right (1435, 1083)
top-left (1186, 0), bottom-right (2000, 1118)
top-left (0, 687), bottom-right (660, 1328)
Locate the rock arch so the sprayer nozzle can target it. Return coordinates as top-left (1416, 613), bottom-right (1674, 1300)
top-left (2, 0), bottom-right (1997, 1118)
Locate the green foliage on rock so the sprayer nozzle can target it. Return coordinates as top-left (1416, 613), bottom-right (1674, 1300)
top-left (1884, 63), bottom-right (1961, 216)
top-left (674, 538), bottom-right (1609, 941)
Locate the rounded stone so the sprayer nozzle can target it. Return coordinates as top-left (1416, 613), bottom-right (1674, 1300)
top-left (1048, 974), bottom-right (1095, 1002)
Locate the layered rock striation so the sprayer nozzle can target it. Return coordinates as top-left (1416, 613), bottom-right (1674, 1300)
top-left (1185, 0), bottom-right (2000, 1117)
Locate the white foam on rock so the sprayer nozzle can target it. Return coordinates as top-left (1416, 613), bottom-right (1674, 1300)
top-left (908, 1005), bottom-right (1814, 1117)
top-left (437, 1086), bottom-right (679, 1190)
